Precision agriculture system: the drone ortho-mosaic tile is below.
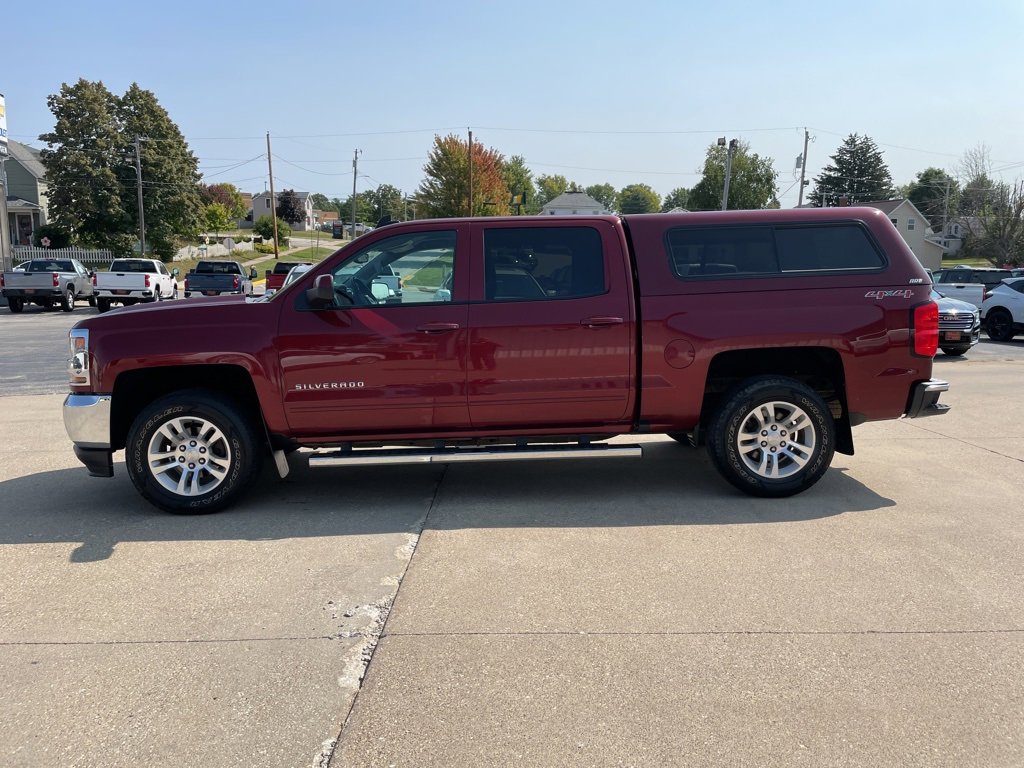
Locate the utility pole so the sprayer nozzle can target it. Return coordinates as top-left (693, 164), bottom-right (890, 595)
top-left (942, 175), bottom-right (951, 234)
top-left (0, 160), bottom-right (12, 271)
top-left (467, 130), bottom-right (473, 217)
top-left (797, 128), bottom-right (810, 207)
top-left (134, 136), bottom-right (147, 256)
top-left (721, 138), bottom-right (738, 211)
top-left (351, 149), bottom-right (361, 240)
top-left (266, 132), bottom-right (279, 258)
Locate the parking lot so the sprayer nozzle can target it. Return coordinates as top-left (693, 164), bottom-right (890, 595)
top-left (1, 305), bottom-right (1022, 767)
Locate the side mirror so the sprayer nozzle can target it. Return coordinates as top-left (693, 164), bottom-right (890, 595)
top-left (306, 274), bottom-right (334, 307)
top-left (250, 268), bottom-right (258, 280)
top-left (171, 268), bottom-right (180, 277)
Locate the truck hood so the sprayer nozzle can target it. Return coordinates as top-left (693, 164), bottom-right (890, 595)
top-left (71, 293), bottom-right (263, 334)
top-left (934, 294), bottom-right (978, 314)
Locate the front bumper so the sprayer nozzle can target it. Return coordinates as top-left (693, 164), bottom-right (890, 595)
top-left (904, 379), bottom-right (950, 419)
top-left (64, 394), bottom-right (114, 477)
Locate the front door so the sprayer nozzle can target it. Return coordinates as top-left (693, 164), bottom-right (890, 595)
top-left (276, 227), bottom-right (469, 436)
top-left (467, 221), bottom-right (635, 429)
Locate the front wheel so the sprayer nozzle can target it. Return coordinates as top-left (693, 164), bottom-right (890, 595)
top-left (707, 377), bottom-right (835, 498)
top-left (986, 309), bottom-right (1015, 342)
top-left (126, 390), bottom-right (264, 514)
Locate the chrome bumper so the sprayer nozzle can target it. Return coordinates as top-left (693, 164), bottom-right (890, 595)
top-left (63, 394), bottom-right (112, 448)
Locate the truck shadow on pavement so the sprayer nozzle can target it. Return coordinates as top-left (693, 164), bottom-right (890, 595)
top-left (0, 441), bottom-right (893, 562)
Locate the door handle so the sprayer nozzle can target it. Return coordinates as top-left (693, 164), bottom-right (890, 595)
top-left (416, 322), bottom-right (461, 334)
top-left (581, 316), bottom-right (624, 328)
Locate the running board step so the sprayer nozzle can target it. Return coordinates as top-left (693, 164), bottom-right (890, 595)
top-left (308, 443), bottom-right (643, 468)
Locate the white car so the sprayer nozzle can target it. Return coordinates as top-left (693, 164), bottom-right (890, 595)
top-left (980, 278), bottom-right (1024, 342)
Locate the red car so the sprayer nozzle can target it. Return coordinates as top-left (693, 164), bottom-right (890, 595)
top-left (65, 209), bottom-right (947, 513)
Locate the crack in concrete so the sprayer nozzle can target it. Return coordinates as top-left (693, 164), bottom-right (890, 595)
top-left (381, 628), bottom-right (1024, 638)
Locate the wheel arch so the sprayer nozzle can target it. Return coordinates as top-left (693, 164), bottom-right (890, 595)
top-left (701, 346), bottom-right (853, 455)
top-left (111, 364), bottom-right (264, 451)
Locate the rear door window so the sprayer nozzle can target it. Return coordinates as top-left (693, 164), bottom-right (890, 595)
top-left (482, 227), bottom-right (605, 301)
top-left (666, 226), bottom-right (777, 278)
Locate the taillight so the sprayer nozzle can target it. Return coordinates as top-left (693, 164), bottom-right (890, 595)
top-left (233, 275), bottom-right (240, 290)
top-left (184, 277), bottom-right (190, 290)
top-left (91, 273), bottom-right (97, 286)
top-left (52, 272), bottom-right (60, 288)
top-left (144, 274), bottom-right (151, 288)
top-left (913, 302), bottom-right (939, 357)
top-left (0, 274), bottom-right (5, 288)
top-left (984, 290), bottom-right (992, 300)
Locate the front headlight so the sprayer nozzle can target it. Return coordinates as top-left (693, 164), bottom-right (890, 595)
top-left (69, 328), bottom-right (90, 386)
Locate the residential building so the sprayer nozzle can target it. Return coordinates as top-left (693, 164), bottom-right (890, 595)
top-left (850, 199), bottom-right (945, 272)
top-left (249, 190), bottom-right (315, 231)
top-left (541, 191), bottom-right (608, 216)
top-left (3, 138), bottom-right (49, 246)
top-left (237, 192), bottom-right (253, 228)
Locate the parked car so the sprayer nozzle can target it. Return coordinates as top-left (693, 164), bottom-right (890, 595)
top-left (65, 208), bottom-right (949, 513)
top-left (264, 261), bottom-right (312, 295)
top-left (280, 263), bottom-right (314, 289)
top-left (1, 258), bottom-right (95, 312)
top-left (980, 277), bottom-right (1024, 342)
top-left (183, 260), bottom-right (256, 297)
top-left (931, 289), bottom-right (981, 355)
top-left (931, 266), bottom-right (1015, 308)
top-left (93, 258), bottom-right (179, 312)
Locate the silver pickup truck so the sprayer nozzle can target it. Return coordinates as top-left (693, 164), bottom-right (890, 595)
top-left (1, 258), bottom-right (96, 312)
top-left (94, 258), bottom-right (180, 312)
top-left (932, 266), bottom-right (1015, 309)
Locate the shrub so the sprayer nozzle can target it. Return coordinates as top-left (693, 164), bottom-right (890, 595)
top-left (32, 224), bottom-right (73, 249)
top-left (254, 242), bottom-right (276, 254)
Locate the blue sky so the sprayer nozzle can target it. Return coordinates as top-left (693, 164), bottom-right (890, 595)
top-left (4, 0), bottom-right (1022, 207)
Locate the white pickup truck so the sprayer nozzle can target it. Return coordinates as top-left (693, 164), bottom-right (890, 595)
top-left (932, 266), bottom-right (1015, 309)
top-left (93, 258), bottom-right (179, 312)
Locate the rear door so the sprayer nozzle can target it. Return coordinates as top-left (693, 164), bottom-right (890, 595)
top-left (466, 220), bottom-right (634, 429)
top-left (277, 225), bottom-right (470, 435)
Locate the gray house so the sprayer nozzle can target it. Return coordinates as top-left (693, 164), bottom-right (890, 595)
top-left (541, 191), bottom-right (608, 216)
top-left (250, 190), bottom-right (314, 231)
top-left (3, 139), bottom-right (49, 246)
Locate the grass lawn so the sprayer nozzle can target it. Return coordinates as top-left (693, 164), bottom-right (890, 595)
top-left (404, 258), bottom-right (451, 288)
top-left (940, 257), bottom-right (996, 267)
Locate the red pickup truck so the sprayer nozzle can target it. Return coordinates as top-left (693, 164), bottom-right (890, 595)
top-left (264, 261), bottom-right (312, 294)
top-left (64, 208), bottom-right (948, 513)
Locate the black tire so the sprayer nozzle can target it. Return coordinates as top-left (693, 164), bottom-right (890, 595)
top-left (96, 298), bottom-right (111, 313)
top-left (986, 309), bottom-right (1015, 342)
top-left (126, 389), bottom-right (264, 514)
top-left (7, 297), bottom-right (24, 313)
top-left (707, 376), bottom-right (835, 498)
top-left (88, 295), bottom-right (97, 307)
top-left (940, 346), bottom-right (970, 356)
top-left (41, 299), bottom-right (55, 310)
top-left (61, 286), bottom-right (75, 312)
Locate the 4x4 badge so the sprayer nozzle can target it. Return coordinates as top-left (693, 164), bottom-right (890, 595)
top-left (864, 289), bottom-right (913, 299)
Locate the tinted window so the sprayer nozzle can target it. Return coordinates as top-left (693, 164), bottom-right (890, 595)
top-left (975, 271), bottom-right (1013, 287)
top-left (483, 227), bottom-right (605, 301)
top-left (667, 226), bottom-right (777, 278)
top-left (775, 225), bottom-right (884, 272)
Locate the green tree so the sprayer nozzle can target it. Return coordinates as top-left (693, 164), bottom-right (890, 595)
top-left (117, 83), bottom-right (203, 259)
top-left (959, 181), bottom-right (1024, 266)
top-left (502, 155), bottom-right (538, 213)
top-left (203, 202), bottom-right (233, 234)
top-left (808, 134), bottom-right (894, 207)
top-left (32, 223), bottom-right (73, 249)
top-left (39, 79), bottom-right (134, 254)
top-left (534, 174), bottom-right (571, 209)
top-left (338, 192), bottom-right (375, 225)
top-left (276, 189), bottom-right (305, 224)
top-left (310, 192), bottom-right (335, 214)
top-left (417, 134), bottom-right (510, 218)
top-left (201, 183), bottom-right (247, 221)
top-left (905, 168), bottom-right (959, 230)
top-left (688, 140), bottom-right (779, 211)
top-left (253, 214), bottom-right (291, 243)
top-left (661, 186), bottom-right (691, 212)
top-left (585, 183), bottom-right (618, 212)
top-left (362, 183), bottom-right (404, 223)
top-left (618, 183), bottom-right (661, 214)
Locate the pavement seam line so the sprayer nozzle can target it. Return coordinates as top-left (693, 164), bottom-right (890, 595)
top-left (0, 636), bottom-right (344, 646)
top-left (902, 420), bottom-right (1024, 464)
top-left (321, 464), bottom-right (448, 767)
top-left (380, 628), bottom-right (1024, 638)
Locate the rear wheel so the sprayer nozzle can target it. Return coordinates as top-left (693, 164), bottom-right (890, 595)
top-left (61, 287), bottom-right (75, 312)
top-left (986, 309), bottom-right (1015, 342)
top-left (7, 297), bottom-right (24, 313)
top-left (126, 390), bottom-right (264, 514)
top-left (707, 376), bottom-right (835, 498)
top-left (88, 295), bottom-right (97, 307)
top-left (96, 298), bottom-right (111, 313)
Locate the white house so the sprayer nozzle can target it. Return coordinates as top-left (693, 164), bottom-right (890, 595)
top-left (857, 199), bottom-right (945, 272)
top-left (541, 191), bottom-right (608, 216)
top-left (249, 190), bottom-right (315, 231)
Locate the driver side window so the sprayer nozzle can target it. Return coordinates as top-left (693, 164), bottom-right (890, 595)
top-left (328, 230), bottom-right (456, 308)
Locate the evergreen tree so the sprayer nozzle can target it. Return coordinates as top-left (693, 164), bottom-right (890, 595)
top-left (688, 140), bottom-right (779, 211)
top-left (808, 134), bottom-right (895, 207)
